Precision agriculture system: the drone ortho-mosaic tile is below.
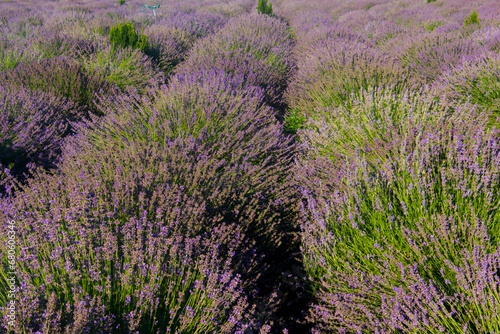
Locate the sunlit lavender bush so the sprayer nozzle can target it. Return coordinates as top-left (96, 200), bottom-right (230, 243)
top-left (0, 56), bottom-right (119, 117)
top-left (74, 68), bottom-right (298, 262)
top-left (433, 52), bottom-right (500, 125)
top-left (298, 105), bottom-right (500, 333)
top-left (0, 138), bottom-right (257, 333)
top-left (286, 36), bottom-right (412, 117)
top-left (82, 45), bottom-right (164, 95)
top-left (176, 13), bottom-right (294, 107)
top-left (0, 63), bottom-right (299, 331)
top-left (89, 69), bottom-right (269, 145)
top-left (297, 86), bottom-right (447, 164)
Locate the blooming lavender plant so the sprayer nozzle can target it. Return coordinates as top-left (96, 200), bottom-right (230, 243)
top-left (89, 69), bottom-right (270, 147)
top-left (432, 52), bottom-right (500, 125)
top-left (286, 36), bottom-right (412, 117)
top-left (0, 56), bottom-right (119, 117)
top-left (298, 86), bottom-right (447, 166)
top-left (82, 45), bottom-right (164, 95)
top-left (176, 13), bottom-right (294, 108)
top-left (0, 140), bottom-right (256, 332)
top-left (0, 65), bottom-right (301, 333)
top-left (0, 37), bottom-right (37, 71)
top-left (397, 30), bottom-right (485, 84)
top-left (30, 29), bottom-right (99, 60)
top-left (144, 11), bottom-right (228, 75)
top-left (0, 85), bottom-right (73, 190)
top-left (298, 103), bottom-right (500, 332)
top-left (471, 26), bottom-right (500, 52)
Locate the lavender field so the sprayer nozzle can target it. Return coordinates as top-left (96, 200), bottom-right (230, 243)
top-left (0, 0), bottom-right (500, 332)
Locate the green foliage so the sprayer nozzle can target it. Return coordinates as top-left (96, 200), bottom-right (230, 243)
top-left (427, 0), bottom-right (436, 3)
top-left (284, 108), bottom-right (307, 135)
top-left (257, 0), bottom-right (273, 16)
top-left (464, 9), bottom-right (480, 27)
top-left (118, 0), bottom-right (125, 5)
top-left (0, 50), bottom-right (24, 71)
top-left (109, 20), bottom-right (149, 51)
top-left (420, 20), bottom-right (443, 32)
top-left (83, 46), bottom-right (164, 94)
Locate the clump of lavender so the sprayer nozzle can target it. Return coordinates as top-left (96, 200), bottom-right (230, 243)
top-left (0, 37), bottom-right (37, 71)
top-left (397, 30), bottom-right (485, 84)
top-left (365, 18), bottom-right (414, 45)
top-left (286, 36), bottom-right (413, 118)
top-left (0, 66), bottom-right (300, 331)
top-left (145, 26), bottom-right (197, 75)
top-left (0, 140), bottom-right (256, 332)
top-left (89, 69), bottom-right (268, 146)
top-left (432, 52), bottom-right (500, 125)
top-left (83, 45), bottom-right (165, 95)
top-left (75, 68), bottom-right (298, 264)
top-left (144, 11), bottom-right (228, 74)
top-left (0, 56), bottom-right (119, 117)
top-left (298, 103), bottom-right (500, 332)
top-left (176, 13), bottom-right (294, 108)
top-left (0, 85), bottom-right (72, 189)
top-left (29, 29), bottom-right (99, 60)
top-left (471, 26), bottom-right (500, 52)
top-left (298, 85), bottom-right (447, 166)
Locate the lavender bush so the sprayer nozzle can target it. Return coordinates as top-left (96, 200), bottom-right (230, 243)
top-left (432, 52), bottom-right (500, 125)
top-left (0, 139), bottom-right (257, 333)
top-left (0, 56), bottom-right (119, 117)
top-left (0, 86), bottom-right (72, 189)
top-left (471, 26), bottom-right (500, 52)
top-left (0, 38), bottom-right (37, 72)
top-left (30, 29), bottom-right (99, 61)
top-left (0, 114), bottom-right (298, 332)
top-left (397, 30), bottom-right (485, 84)
top-left (89, 69), bottom-right (270, 146)
top-left (298, 86), bottom-right (448, 165)
top-left (0, 64), bottom-right (302, 331)
top-left (176, 13), bottom-right (294, 108)
top-left (82, 45), bottom-right (164, 95)
top-left (298, 104), bottom-right (500, 333)
top-left (144, 11), bottom-right (228, 74)
top-left (286, 37), bottom-right (412, 117)
top-left (76, 71), bottom-right (300, 273)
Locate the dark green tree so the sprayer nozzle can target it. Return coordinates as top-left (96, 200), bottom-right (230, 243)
top-left (109, 20), bottom-right (149, 51)
top-left (257, 0), bottom-right (273, 16)
top-left (464, 9), bottom-right (480, 27)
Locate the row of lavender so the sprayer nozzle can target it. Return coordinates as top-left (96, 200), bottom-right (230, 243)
top-left (275, 0), bottom-right (500, 332)
top-left (0, 0), bottom-right (306, 333)
top-left (3, 0), bottom-right (500, 332)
